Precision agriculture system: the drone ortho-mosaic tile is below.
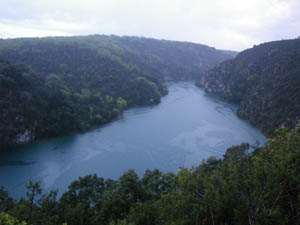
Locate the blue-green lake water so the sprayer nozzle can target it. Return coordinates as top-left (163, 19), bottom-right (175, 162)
top-left (0, 82), bottom-right (266, 198)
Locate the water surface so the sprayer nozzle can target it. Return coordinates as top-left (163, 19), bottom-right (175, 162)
top-left (0, 82), bottom-right (266, 198)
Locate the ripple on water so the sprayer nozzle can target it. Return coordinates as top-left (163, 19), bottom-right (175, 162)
top-left (1, 82), bottom-right (266, 198)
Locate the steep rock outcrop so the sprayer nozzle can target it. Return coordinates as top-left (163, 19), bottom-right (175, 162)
top-left (197, 39), bottom-right (300, 135)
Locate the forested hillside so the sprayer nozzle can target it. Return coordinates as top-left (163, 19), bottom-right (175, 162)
top-left (0, 59), bottom-right (166, 150)
top-left (0, 35), bottom-right (233, 150)
top-left (197, 38), bottom-right (300, 135)
top-left (0, 35), bottom-right (233, 81)
top-left (2, 123), bottom-right (300, 225)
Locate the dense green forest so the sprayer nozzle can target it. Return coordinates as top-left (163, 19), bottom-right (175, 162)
top-left (1, 123), bottom-right (300, 225)
top-left (0, 35), bottom-right (233, 150)
top-left (196, 38), bottom-right (300, 135)
top-left (0, 59), bottom-right (165, 151)
top-left (0, 35), bottom-right (234, 81)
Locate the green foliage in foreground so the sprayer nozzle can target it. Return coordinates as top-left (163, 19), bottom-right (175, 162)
top-left (0, 213), bottom-right (27, 225)
top-left (2, 124), bottom-right (300, 224)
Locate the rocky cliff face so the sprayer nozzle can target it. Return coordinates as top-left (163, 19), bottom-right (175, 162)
top-left (13, 129), bottom-right (35, 145)
top-left (196, 39), bottom-right (300, 136)
top-left (0, 60), bottom-right (39, 149)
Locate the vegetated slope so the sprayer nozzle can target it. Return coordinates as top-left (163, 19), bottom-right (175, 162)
top-left (0, 35), bottom-right (233, 81)
top-left (196, 38), bottom-right (300, 135)
top-left (0, 35), bottom-right (233, 150)
top-left (116, 36), bottom-right (236, 80)
top-left (0, 59), bottom-right (165, 151)
top-left (2, 124), bottom-right (300, 225)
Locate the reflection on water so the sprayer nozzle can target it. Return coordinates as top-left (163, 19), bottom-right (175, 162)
top-left (0, 161), bottom-right (36, 167)
top-left (0, 82), bottom-right (266, 198)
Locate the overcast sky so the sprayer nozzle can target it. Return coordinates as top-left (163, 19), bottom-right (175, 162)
top-left (0, 0), bottom-right (299, 51)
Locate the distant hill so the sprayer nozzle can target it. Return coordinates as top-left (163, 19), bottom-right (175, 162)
top-left (0, 35), bottom-right (232, 81)
top-left (197, 38), bottom-right (300, 135)
top-left (219, 49), bottom-right (239, 58)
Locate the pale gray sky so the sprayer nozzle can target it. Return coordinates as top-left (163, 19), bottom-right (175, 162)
top-left (0, 0), bottom-right (299, 51)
